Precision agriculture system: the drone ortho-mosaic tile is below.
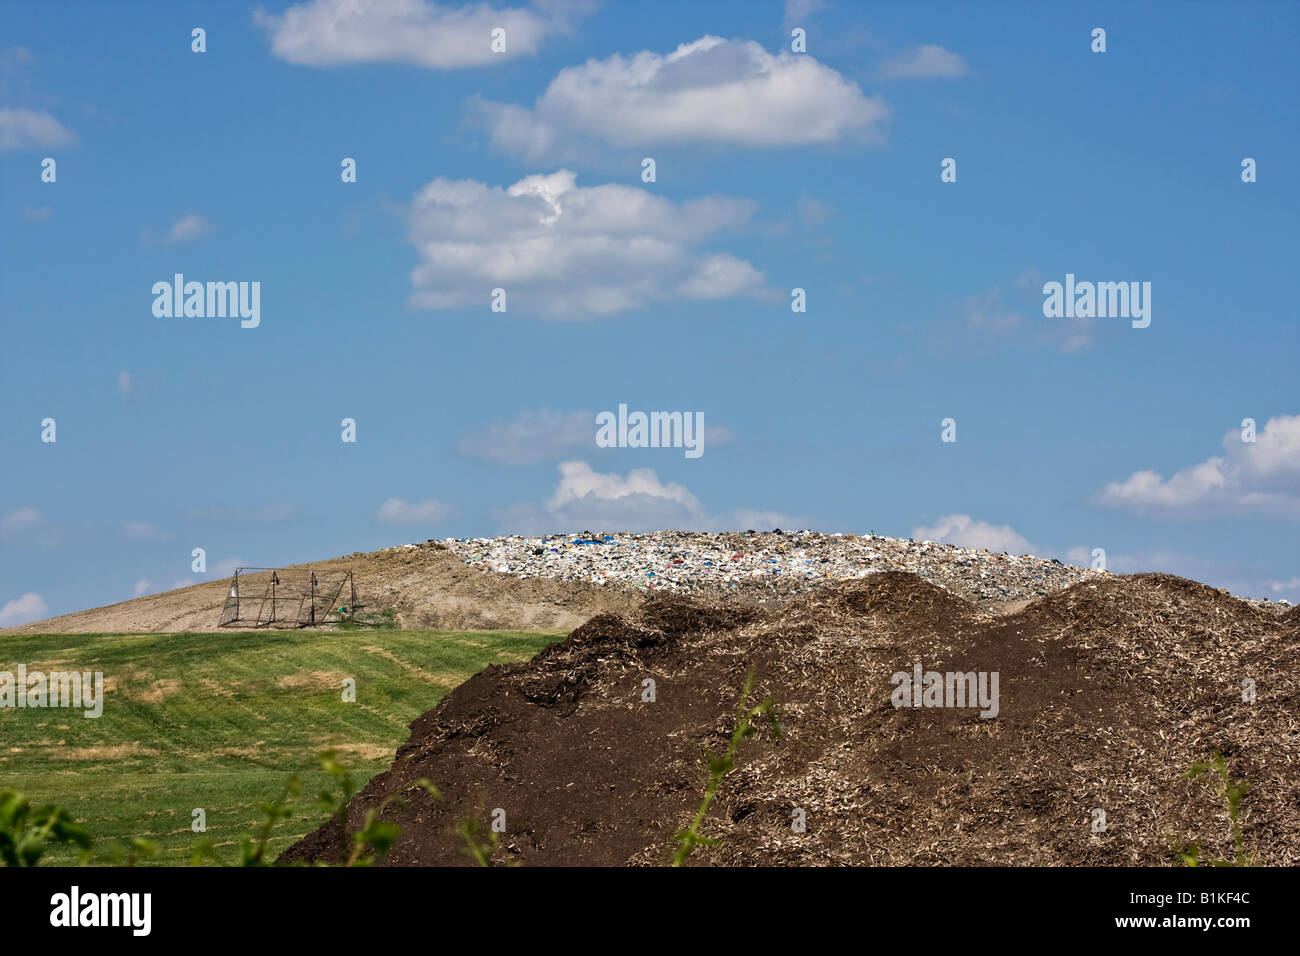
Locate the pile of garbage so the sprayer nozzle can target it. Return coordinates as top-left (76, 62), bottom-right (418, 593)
top-left (438, 530), bottom-right (1107, 606)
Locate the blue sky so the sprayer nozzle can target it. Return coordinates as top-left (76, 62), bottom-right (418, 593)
top-left (2, 0), bottom-right (1297, 625)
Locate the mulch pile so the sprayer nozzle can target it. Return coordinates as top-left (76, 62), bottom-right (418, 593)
top-left (283, 571), bottom-right (1300, 866)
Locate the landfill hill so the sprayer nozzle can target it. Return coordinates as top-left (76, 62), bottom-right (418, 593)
top-left (5, 530), bottom-right (1289, 634)
top-left (282, 571), bottom-right (1300, 866)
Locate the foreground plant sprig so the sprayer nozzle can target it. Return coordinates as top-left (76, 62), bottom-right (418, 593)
top-left (192, 750), bottom-right (439, 867)
top-left (1176, 751), bottom-right (1258, 867)
top-left (0, 790), bottom-right (91, 866)
top-left (672, 668), bottom-right (780, 866)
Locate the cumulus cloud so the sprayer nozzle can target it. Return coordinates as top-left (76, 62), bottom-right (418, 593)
top-left (878, 44), bottom-right (968, 79)
top-left (477, 36), bottom-right (888, 160)
top-left (546, 461), bottom-right (705, 525)
top-left (1098, 415), bottom-right (1300, 517)
top-left (0, 592), bottom-right (48, 627)
top-left (133, 579), bottom-right (153, 597)
top-left (377, 497), bottom-right (455, 525)
top-left (406, 169), bottom-right (765, 317)
top-left (165, 213), bottom-right (213, 244)
top-left (2, 507), bottom-right (40, 534)
top-left (496, 461), bottom-right (805, 533)
top-left (254, 0), bottom-right (582, 69)
top-left (911, 514), bottom-right (1033, 554)
top-left (0, 108), bottom-right (75, 151)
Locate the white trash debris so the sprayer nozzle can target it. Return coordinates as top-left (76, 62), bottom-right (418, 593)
top-left (435, 530), bottom-right (1108, 605)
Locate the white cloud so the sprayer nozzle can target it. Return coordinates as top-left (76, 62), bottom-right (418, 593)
top-left (548, 460), bottom-right (703, 517)
top-left (255, 0), bottom-right (579, 69)
top-left (117, 370), bottom-right (134, 397)
top-left (165, 213), bottom-right (212, 244)
top-left (794, 195), bottom-right (832, 231)
top-left (497, 461), bottom-right (805, 533)
top-left (911, 514), bottom-right (1033, 554)
top-left (210, 557), bottom-right (246, 578)
top-left (1269, 577), bottom-right (1300, 593)
top-left (0, 592), bottom-right (48, 627)
top-left (460, 409), bottom-right (594, 464)
top-left (377, 497), bottom-right (455, 525)
top-left (878, 44), bottom-right (968, 79)
top-left (932, 271), bottom-right (1121, 354)
top-left (783, 0), bottom-right (826, 27)
top-left (0, 108), bottom-right (75, 151)
top-left (133, 579), bottom-right (153, 597)
top-left (2, 507), bottom-right (40, 534)
top-left (406, 169), bottom-right (765, 317)
top-left (478, 36), bottom-right (888, 160)
top-left (1098, 415), bottom-right (1300, 517)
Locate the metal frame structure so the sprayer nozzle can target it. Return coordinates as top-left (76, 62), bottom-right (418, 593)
top-left (219, 567), bottom-right (358, 628)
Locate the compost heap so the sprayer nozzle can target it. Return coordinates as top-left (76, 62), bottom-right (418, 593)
top-left (283, 571), bottom-right (1299, 866)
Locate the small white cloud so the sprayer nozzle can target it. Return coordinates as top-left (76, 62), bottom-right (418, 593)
top-left (783, 0), bottom-right (826, 27)
top-left (0, 108), bottom-right (75, 151)
top-left (2, 507), bottom-right (40, 534)
top-left (117, 370), bottom-right (134, 397)
top-left (377, 497), bottom-right (455, 525)
top-left (165, 213), bottom-right (213, 244)
top-left (879, 44), bottom-right (968, 80)
top-left (0, 592), bottom-right (48, 627)
top-left (1268, 577), bottom-right (1300, 593)
top-left (210, 557), bottom-right (246, 578)
top-left (478, 36), bottom-right (888, 161)
top-left (406, 169), bottom-right (765, 318)
top-left (255, 0), bottom-right (579, 69)
top-left (20, 204), bottom-right (52, 222)
top-left (510, 461), bottom-right (705, 532)
top-left (497, 461), bottom-right (801, 534)
top-left (794, 195), bottom-right (832, 231)
top-left (911, 514), bottom-right (1033, 554)
top-left (133, 579), bottom-right (153, 597)
top-left (0, 46), bottom-right (35, 68)
top-left (1099, 414), bottom-right (1300, 517)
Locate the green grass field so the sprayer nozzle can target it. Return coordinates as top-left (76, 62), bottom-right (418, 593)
top-left (0, 627), bottom-right (561, 864)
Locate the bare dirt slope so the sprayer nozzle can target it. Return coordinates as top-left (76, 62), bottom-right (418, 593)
top-left (283, 572), bottom-right (1300, 866)
top-left (1, 542), bottom-right (641, 634)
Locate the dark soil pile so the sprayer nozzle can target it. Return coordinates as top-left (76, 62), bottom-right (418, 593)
top-left (282, 571), bottom-right (1300, 866)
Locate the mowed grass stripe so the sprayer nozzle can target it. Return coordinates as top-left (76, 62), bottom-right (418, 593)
top-left (0, 628), bottom-right (560, 864)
